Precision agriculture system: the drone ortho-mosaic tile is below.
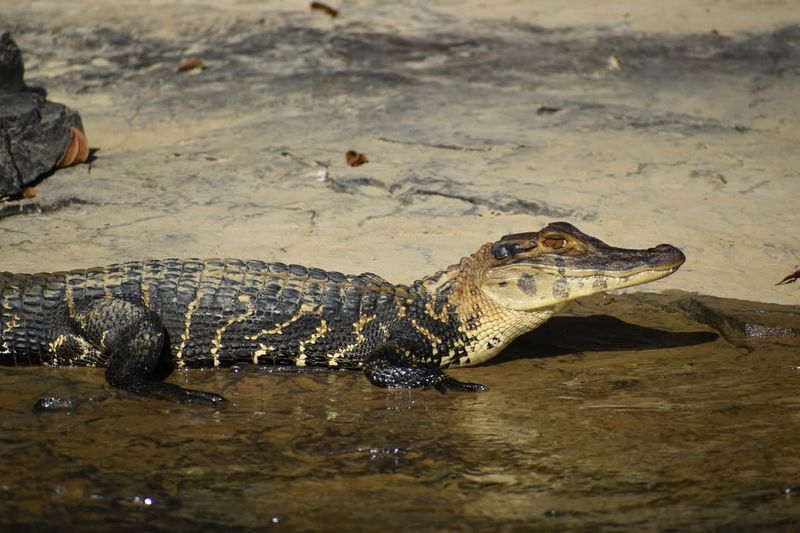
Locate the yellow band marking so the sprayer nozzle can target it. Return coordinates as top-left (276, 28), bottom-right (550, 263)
top-left (1, 313), bottom-right (21, 355)
top-left (140, 282), bottom-right (152, 309)
top-left (246, 313), bottom-right (303, 341)
top-left (210, 303), bottom-right (255, 367)
top-left (47, 334), bottom-right (69, 365)
top-left (424, 298), bottom-right (450, 324)
top-left (100, 330), bottom-right (110, 350)
top-left (440, 337), bottom-right (468, 367)
top-left (295, 319), bottom-right (328, 367)
top-left (248, 313), bottom-right (305, 364)
top-left (47, 335), bottom-right (69, 366)
top-left (175, 291), bottom-right (203, 365)
top-left (46, 334), bottom-right (93, 365)
top-left (328, 314), bottom-right (375, 366)
top-left (410, 318), bottom-right (442, 348)
top-left (252, 342), bottom-right (276, 364)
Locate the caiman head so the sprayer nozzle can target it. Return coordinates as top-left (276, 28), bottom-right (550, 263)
top-left (419, 221), bottom-right (685, 368)
top-left (478, 221), bottom-right (685, 311)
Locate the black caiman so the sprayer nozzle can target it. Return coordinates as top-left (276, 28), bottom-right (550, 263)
top-left (0, 222), bottom-right (685, 404)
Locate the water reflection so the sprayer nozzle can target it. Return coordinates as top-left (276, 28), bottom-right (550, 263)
top-left (1, 291), bottom-right (798, 529)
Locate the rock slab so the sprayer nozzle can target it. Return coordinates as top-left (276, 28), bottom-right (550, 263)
top-left (0, 33), bottom-right (84, 197)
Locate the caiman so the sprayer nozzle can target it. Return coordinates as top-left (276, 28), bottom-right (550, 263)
top-left (0, 222), bottom-right (685, 404)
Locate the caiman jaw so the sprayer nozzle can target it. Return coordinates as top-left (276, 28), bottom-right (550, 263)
top-left (480, 222), bottom-right (686, 311)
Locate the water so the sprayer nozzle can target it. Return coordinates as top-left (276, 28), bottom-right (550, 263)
top-left (1, 291), bottom-right (799, 530)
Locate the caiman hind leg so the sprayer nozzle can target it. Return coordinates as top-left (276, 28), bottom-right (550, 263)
top-left (74, 299), bottom-right (227, 404)
top-left (363, 344), bottom-right (487, 393)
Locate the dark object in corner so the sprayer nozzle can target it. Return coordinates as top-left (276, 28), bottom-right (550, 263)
top-left (776, 268), bottom-right (800, 285)
top-left (310, 2), bottom-right (338, 18)
top-left (0, 32), bottom-right (88, 198)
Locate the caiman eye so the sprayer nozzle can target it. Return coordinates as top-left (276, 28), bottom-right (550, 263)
top-left (543, 237), bottom-right (567, 249)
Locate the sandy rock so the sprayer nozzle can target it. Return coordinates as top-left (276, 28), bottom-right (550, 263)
top-left (0, 2), bottom-right (798, 305)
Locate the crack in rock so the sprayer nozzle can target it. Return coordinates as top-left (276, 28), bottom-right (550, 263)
top-left (377, 137), bottom-right (495, 152)
top-left (0, 197), bottom-right (94, 219)
top-left (397, 188), bottom-right (585, 218)
top-left (388, 175), bottom-right (591, 219)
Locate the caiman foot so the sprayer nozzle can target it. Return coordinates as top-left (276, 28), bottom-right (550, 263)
top-left (107, 377), bottom-right (228, 405)
top-left (363, 359), bottom-right (486, 393)
top-left (69, 298), bottom-right (228, 404)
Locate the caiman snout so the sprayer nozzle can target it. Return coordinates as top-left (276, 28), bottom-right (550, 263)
top-left (649, 244), bottom-right (686, 268)
top-left (480, 223), bottom-right (687, 312)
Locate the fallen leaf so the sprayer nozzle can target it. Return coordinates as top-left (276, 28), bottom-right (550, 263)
top-left (176, 57), bottom-right (205, 73)
top-left (310, 1), bottom-right (338, 18)
top-left (57, 127), bottom-right (90, 168)
top-left (73, 127), bottom-right (90, 163)
top-left (345, 150), bottom-right (368, 167)
top-left (776, 269), bottom-right (800, 285)
top-left (21, 187), bottom-right (36, 199)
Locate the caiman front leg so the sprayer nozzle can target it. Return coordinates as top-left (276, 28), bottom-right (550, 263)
top-left (74, 299), bottom-right (226, 404)
top-left (362, 344), bottom-right (487, 393)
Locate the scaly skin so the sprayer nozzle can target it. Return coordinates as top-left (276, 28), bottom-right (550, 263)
top-left (0, 222), bottom-right (685, 404)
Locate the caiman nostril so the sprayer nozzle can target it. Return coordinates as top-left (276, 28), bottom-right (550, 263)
top-left (649, 244), bottom-right (686, 265)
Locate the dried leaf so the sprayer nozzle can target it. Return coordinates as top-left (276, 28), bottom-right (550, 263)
top-left (57, 130), bottom-right (79, 167)
top-left (73, 127), bottom-right (90, 163)
top-left (776, 269), bottom-right (800, 285)
top-left (310, 1), bottom-right (338, 18)
top-left (21, 187), bottom-right (37, 199)
top-left (57, 127), bottom-right (90, 168)
top-left (345, 150), bottom-right (368, 167)
top-left (176, 57), bottom-right (205, 73)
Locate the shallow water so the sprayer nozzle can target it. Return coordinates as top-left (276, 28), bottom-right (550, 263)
top-left (1, 291), bottom-right (799, 530)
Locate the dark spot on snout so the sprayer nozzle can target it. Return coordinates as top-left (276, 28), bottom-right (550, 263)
top-left (647, 244), bottom-right (686, 267)
top-left (517, 274), bottom-right (537, 295)
top-left (492, 233), bottom-right (538, 259)
top-left (552, 278), bottom-right (570, 299)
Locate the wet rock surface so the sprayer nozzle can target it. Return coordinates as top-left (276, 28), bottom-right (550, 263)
top-left (1, 289), bottom-right (799, 530)
top-left (675, 292), bottom-right (800, 349)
